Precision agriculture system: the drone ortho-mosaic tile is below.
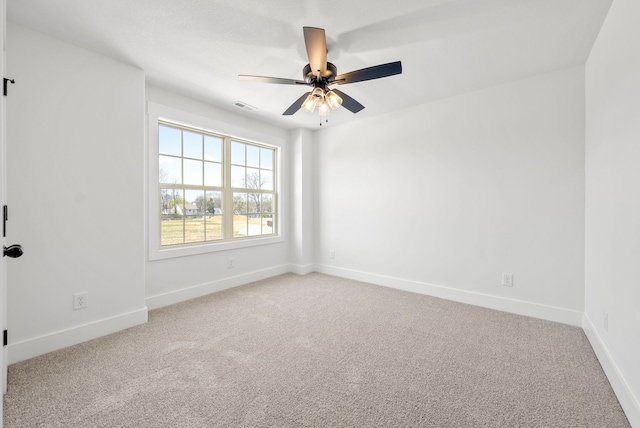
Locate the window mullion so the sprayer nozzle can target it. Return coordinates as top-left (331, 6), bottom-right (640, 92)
top-left (181, 130), bottom-right (186, 244)
top-left (223, 137), bottom-right (234, 239)
top-left (202, 135), bottom-right (206, 242)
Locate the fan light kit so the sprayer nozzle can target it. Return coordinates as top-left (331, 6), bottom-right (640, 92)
top-left (239, 27), bottom-right (402, 126)
top-left (302, 86), bottom-right (342, 114)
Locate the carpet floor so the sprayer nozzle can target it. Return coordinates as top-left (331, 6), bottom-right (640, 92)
top-left (3, 273), bottom-right (630, 427)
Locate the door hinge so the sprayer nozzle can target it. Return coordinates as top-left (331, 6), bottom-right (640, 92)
top-left (3, 330), bottom-right (7, 347)
top-left (3, 78), bottom-right (15, 96)
top-left (3, 205), bottom-right (7, 237)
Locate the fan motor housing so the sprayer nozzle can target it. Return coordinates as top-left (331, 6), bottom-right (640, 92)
top-left (303, 62), bottom-right (337, 83)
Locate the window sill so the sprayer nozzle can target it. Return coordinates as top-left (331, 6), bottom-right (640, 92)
top-left (149, 235), bottom-right (285, 261)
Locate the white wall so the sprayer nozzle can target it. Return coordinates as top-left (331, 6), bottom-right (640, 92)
top-left (6, 23), bottom-right (147, 363)
top-left (584, 0), bottom-right (640, 424)
top-left (290, 128), bottom-right (314, 274)
top-left (314, 67), bottom-right (586, 325)
top-left (144, 85), bottom-right (292, 309)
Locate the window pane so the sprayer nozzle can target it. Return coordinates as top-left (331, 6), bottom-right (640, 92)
top-left (262, 193), bottom-right (273, 214)
top-left (205, 191), bottom-right (223, 241)
top-left (184, 189), bottom-right (204, 243)
top-left (205, 191), bottom-right (222, 215)
top-left (262, 218), bottom-right (273, 234)
top-left (159, 126), bottom-right (181, 156)
top-left (260, 148), bottom-right (273, 170)
top-left (185, 189), bottom-right (204, 215)
top-left (231, 165), bottom-right (245, 188)
top-left (206, 215), bottom-right (223, 241)
top-left (246, 168), bottom-right (260, 189)
top-left (247, 193), bottom-right (260, 216)
top-left (160, 188), bottom-right (184, 246)
top-left (233, 192), bottom-right (246, 214)
top-left (247, 193), bottom-right (261, 236)
top-left (204, 136), bottom-right (222, 162)
top-left (247, 145), bottom-right (260, 168)
top-left (183, 131), bottom-right (203, 159)
top-left (233, 192), bottom-right (248, 237)
top-left (231, 141), bottom-right (245, 165)
top-left (204, 162), bottom-right (222, 187)
top-left (184, 216), bottom-right (205, 243)
top-left (183, 159), bottom-right (203, 185)
top-left (160, 188), bottom-right (183, 217)
top-left (159, 155), bottom-right (181, 184)
top-left (256, 194), bottom-right (274, 236)
top-left (262, 194), bottom-right (274, 235)
top-left (261, 170), bottom-right (273, 190)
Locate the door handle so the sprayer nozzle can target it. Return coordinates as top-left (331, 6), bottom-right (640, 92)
top-left (3, 244), bottom-right (23, 258)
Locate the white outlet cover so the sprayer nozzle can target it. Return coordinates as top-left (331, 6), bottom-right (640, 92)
top-left (502, 273), bottom-right (514, 287)
top-left (73, 292), bottom-right (88, 310)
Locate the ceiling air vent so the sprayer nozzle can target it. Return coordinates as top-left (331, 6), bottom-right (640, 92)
top-left (233, 101), bottom-right (257, 112)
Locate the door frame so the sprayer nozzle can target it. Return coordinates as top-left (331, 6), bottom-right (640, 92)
top-left (1, 0), bottom-right (8, 410)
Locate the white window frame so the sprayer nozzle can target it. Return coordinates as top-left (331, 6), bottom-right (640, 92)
top-left (147, 102), bottom-right (286, 261)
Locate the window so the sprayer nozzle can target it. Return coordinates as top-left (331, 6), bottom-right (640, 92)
top-left (148, 102), bottom-right (284, 260)
top-left (159, 122), bottom-right (277, 246)
top-left (229, 140), bottom-right (276, 238)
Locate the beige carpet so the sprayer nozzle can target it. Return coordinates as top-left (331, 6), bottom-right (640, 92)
top-left (3, 273), bottom-right (630, 427)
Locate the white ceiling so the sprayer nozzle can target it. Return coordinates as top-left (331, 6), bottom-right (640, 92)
top-left (7, 0), bottom-right (612, 130)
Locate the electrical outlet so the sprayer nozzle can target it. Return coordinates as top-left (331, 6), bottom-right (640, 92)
top-left (502, 273), bottom-right (514, 287)
top-left (604, 312), bottom-right (609, 332)
top-left (227, 257), bottom-right (234, 268)
top-left (73, 292), bottom-right (88, 310)
top-left (329, 250), bottom-right (335, 259)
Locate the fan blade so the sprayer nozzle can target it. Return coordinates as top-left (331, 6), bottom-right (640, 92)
top-left (238, 75), bottom-right (306, 85)
top-left (303, 27), bottom-right (328, 77)
top-left (283, 92), bottom-right (311, 115)
top-left (334, 61), bottom-right (402, 85)
top-left (330, 89), bottom-right (364, 113)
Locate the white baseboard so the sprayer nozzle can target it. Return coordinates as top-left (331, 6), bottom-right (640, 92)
top-left (8, 307), bottom-right (148, 365)
top-left (8, 265), bottom-right (292, 365)
top-left (583, 313), bottom-right (640, 427)
top-left (145, 264), bottom-right (292, 310)
top-left (289, 263), bottom-right (315, 275)
top-left (315, 264), bottom-right (583, 326)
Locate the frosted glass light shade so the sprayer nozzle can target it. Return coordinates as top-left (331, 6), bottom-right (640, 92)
top-left (302, 93), bottom-right (318, 112)
top-left (318, 100), bottom-right (330, 115)
top-left (325, 90), bottom-right (343, 110)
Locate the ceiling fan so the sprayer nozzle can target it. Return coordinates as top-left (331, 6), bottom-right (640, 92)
top-left (238, 27), bottom-right (402, 124)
